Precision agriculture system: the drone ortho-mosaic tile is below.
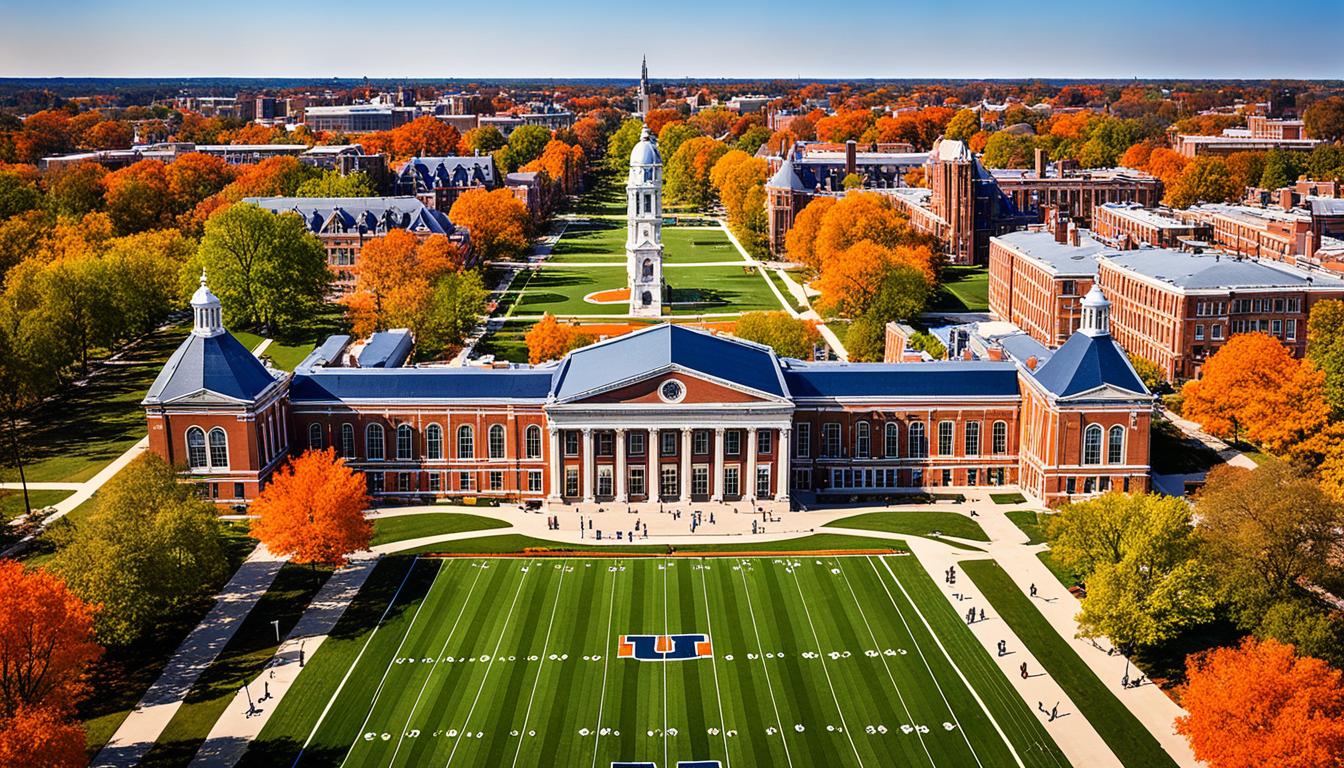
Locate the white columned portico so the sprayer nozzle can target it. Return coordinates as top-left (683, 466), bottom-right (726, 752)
top-left (615, 428), bottom-right (627, 503)
top-left (778, 426), bottom-right (792, 502)
top-left (581, 427), bottom-right (594, 503)
top-left (648, 428), bottom-right (660, 503)
top-left (547, 426), bottom-right (562, 501)
top-left (711, 427), bottom-right (725, 502)
top-left (745, 426), bottom-right (758, 502)
top-left (678, 427), bottom-right (692, 503)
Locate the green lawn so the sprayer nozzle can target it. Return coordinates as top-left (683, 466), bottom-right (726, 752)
top-left (0, 488), bottom-right (73, 521)
top-left (666, 265), bottom-right (785, 315)
top-left (989, 492), bottom-right (1027, 505)
top-left (140, 562), bottom-right (334, 768)
top-left (230, 331), bottom-right (316, 372)
top-left (825, 511), bottom-right (990, 541)
top-left (512, 262), bottom-right (785, 318)
top-left (473, 322), bottom-right (532, 363)
top-left (514, 265), bottom-right (629, 316)
top-left (2, 323), bottom-right (189, 484)
top-left (962, 560), bottom-right (1178, 768)
top-left (932, 266), bottom-right (990, 312)
top-left (371, 513), bottom-right (511, 547)
top-left (243, 553), bottom-right (1065, 767)
top-left (1037, 551), bottom-right (1078, 588)
top-left (547, 223), bottom-right (743, 266)
top-left (571, 171), bottom-right (627, 218)
top-left (1004, 510), bottom-right (1050, 545)
top-left (389, 532), bottom-right (914, 556)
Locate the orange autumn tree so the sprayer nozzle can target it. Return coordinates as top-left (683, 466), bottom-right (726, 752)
top-left (814, 240), bottom-right (935, 317)
top-left (1177, 638), bottom-right (1344, 768)
top-left (0, 561), bottom-right (102, 768)
top-left (813, 191), bottom-right (935, 281)
top-left (449, 188), bottom-right (530, 262)
top-left (784, 196), bottom-right (837, 272)
top-left (525, 313), bottom-right (594, 364)
top-left (362, 116), bottom-right (463, 161)
top-left (1181, 332), bottom-right (1330, 454)
top-left (342, 229), bottom-right (462, 336)
top-left (249, 448), bottom-right (372, 567)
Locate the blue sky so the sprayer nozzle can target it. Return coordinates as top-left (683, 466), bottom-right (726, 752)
top-left (2, 0), bottom-right (1341, 79)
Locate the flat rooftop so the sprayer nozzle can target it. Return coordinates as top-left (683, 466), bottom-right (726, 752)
top-left (992, 230), bottom-right (1111, 277)
top-left (1104, 250), bottom-right (1344, 292)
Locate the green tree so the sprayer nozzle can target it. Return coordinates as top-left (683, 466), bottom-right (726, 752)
top-left (0, 170), bottom-right (41, 221)
top-left (605, 119), bottom-right (644, 172)
top-left (507, 125), bottom-right (553, 168)
top-left (1259, 149), bottom-right (1302, 190)
top-left (1048, 492), bottom-right (1215, 648)
top-left (195, 203), bottom-right (330, 333)
top-left (1308, 299), bottom-right (1344, 414)
top-left (414, 269), bottom-right (488, 357)
top-left (735, 125), bottom-right (772, 155)
top-left (294, 170), bottom-right (376, 198)
top-left (50, 453), bottom-right (227, 645)
top-left (462, 125), bottom-right (507, 155)
top-left (841, 173), bottom-right (864, 190)
top-left (732, 311), bottom-right (819, 359)
top-left (981, 132), bottom-right (1036, 168)
top-left (657, 122), bottom-right (701, 165)
top-left (944, 109), bottom-right (980, 142)
top-left (1128, 353), bottom-right (1165, 392)
top-left (1164, 157), bottom-right (1237, 208)
top-left (908, 331), bottom-right (945, 359)
top-left (1252, 599), bottom-right (1344, 669)
top-left (1305, 144), bottom-right (1344, 181)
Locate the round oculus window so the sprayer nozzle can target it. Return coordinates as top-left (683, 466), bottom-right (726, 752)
top-left (659, 379), bottom-right (685, 403)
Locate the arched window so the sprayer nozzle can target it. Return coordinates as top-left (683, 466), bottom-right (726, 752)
top-left (186, 427), bottom-right (207, 469)
top-left (458, 425), bottom-right (474, 458)
top-left (525, 425), bottom-right (542, 459)
top-left (1108, 425), bottom-right (1125, 464)
top-left (489, 424), bottom-right (506, 458)
top-left (937, 421), bottom-right (955, 456)
top-left (340, 423), bottom-right (355, 458)
top-left (854, 421), bottom-right (870, 458)
top-left (992, 421), bottom-right (1008, 454)
top-left (884, 422), bottom-right (899, 457)
top-left (208, 428), bottom-right (228, 467)
top-left (396, 424), bottom-right (413, 461)
top-left (308, 423), bottom-right (323, 451)
top-left (426, 424), bottom-right (443, 460)
top-left (908, 422), bottom-right (927, 458)
top-left (642, 259), bottom-right (653, 279)
top-left (964, 421), bottom-right (981, 457)
top-left (366, 424), bottom-right (385, 461)
top-left (1083, 425), bottom-right (1103, 465)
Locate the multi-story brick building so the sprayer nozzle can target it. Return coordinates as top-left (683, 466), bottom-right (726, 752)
top-left (991, 164), bottom-right (1162, 227)
top-left (988, 227), bottom-right (1106, 347)
top-left (1182, 204), bottom-right (1316, 263)
top-left (1091, 202), bottom-right (1210, 250)
top-left (394, 155), bottom-right (498, 211)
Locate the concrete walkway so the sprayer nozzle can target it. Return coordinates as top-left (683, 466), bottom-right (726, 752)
top-left (1160, 407), bottom-right (1257, 470)
top-left (189, 554), bottom-right (381, 768)
top-left (92, 545), bottom-right (286, 768)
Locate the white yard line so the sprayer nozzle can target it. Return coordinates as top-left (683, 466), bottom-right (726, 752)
top-left (295, 557), bottom-right (423, 765)
top-left (697, 560), bottom-right (732, 767)
top-left (831, 558), bottom-right (938, 767)
top-left (337, 559), bottom-right (449, 768)
top-left (508, 560), bottom-right (571, 768)
top-left (662, 559), bottom-right (670, 768)
top-left (442, 559), bottom-right (535, 767)
top-left (785, 562), bottom-right (865, 767)
top-left (385, 560), bottom-right (490, 767)
top-left (589, 565), bottom-right (621, 768)
top-left (735, 562), bottom-right (795, 767)
top-left (872, 556), bottom-right (1027, 768)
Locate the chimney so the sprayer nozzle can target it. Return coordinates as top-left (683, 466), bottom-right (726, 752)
top-left (1279, 188), bottom-right (1294, 211)
top-left (845, 140), bottom-right (857, 177)
top-left (1034, 147), bottom-right (1046, 178)
top-left (1068, 222), bottom-right (1081, 247)
top-left (1053, 211), bottom-right (1068, 244)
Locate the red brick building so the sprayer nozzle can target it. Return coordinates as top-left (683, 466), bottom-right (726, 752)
top-left (1091, 203), bottom-right (1210, 250)
top-left (988, 228), bottom-right (1105, 347)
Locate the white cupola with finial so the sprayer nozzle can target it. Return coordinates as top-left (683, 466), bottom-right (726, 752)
top-left (1079, 284), bottom-right (1111, 337)
top-left (191, 270), bottom-right (225, 338)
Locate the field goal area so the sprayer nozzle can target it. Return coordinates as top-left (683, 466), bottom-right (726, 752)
top-left (264, 554), bottom-right (1069, 768)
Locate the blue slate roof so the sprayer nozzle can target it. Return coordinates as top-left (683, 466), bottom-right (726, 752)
top-left (357, 330), bottom-right (413, 369)
top-left (241, 196), bottom-right (452, 237)
top-left (1029, 333), bottom-right (1147, 398)
top-left (144, 332), bottom-right (278, 404)
top-left (783, 361), bottom-right (1020, 400)
top-left (290, 369), bottom-right (554, 402)
top-left (551, 325), bottom-right (786, 401)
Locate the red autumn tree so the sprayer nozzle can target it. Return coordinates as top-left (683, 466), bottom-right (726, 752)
top-left (1177, 638), bottom-right (1344, 768)
top-left (249, 448), bottom-right (372, 566)
top-left (525, 313), bottom-right (593, 364)
top-left (448, 187), bottom-right (530, 261)
top-left (0, 560), bottom-right (102, 768)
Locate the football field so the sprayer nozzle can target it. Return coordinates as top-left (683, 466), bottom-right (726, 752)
top-left (277, 554), bottom-right (1067, 768)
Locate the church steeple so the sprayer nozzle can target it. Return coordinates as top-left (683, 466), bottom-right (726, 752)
top-left (191, 270), bottom-right (225, 338)
top-left (626, 121), bottom-right (663, 316)
top-left (637, 55), bottom-right (651, 114)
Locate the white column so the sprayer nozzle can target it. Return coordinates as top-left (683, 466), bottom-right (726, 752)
top-left (711, 427), bottom-right (725, 502)
top-left (615, 428), bottom-right (627, 503)
top-left (547, 427), bottom-right (561, 501)
top-left (581, 427), bottom-right (594, 503)
top-left (778, 426), bottom-right (792, 503)
top-left (679, 427), bottom-right (692, 503)
top-left (648, 428), bottom-right (659, 502)
top-left (745, 426), bottom-right (758, 502)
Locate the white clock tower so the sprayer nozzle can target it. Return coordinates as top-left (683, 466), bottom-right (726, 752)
top-left (627, 123), bottom-right (664, 317)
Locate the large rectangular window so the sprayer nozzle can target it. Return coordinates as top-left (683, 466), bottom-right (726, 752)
top-left (597, 466), bottom-right (613, 497)
top-left (564, 467), bottom-right (578, 497)
top-left (661, 432), bottom-right (677, 457)
top-left (822, 423), bottom-right (841, 457)
top-left (692, 465), bottom-right (709, 496)
top-left (964, 421), bottom-right (980, 456)
top-left (724, 466), bottom-right (739, 497)
top-left (660, 465), bottom-right (679, 498)
top-left (757, 429), bottom-right (772, 455)
top-left (693, 430), bottom-right (710, 455)
top-left (726, 431), bottom-right (741, 456)
top-left (597, 431), bottom-right (614, 456)
top-left (564, 431), bottom-right (579, 456)
top-left (527, 470), bottom-right (542, 493)
top-left (628, 466), bottom-right (646, 497)
top-left (756, 466), bottom-right (772, 498)
top-left (628, 432), bottom-right (645, 456)
top-left (795, 423), bottom-right (810, 458)
top-left (937, 421), bottom-right (955, 456)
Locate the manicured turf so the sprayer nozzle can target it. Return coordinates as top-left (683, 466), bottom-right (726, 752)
top-left (371, 513), bottom-right (511, 547)
top-left (990, 492), bottom-right (1028, 505)
top-left (512, 262), bottom-right (784, 318)
top-left (1004, 510), bottom-right (1050, 545)
top-left (932, 266), bottom-right (990, 312)
top-left (231, 331), bottom-right (316, 372)
top-left (244, 554), bottom-right (1066, 768)
top-left (826, 511), bottom-right (990, 542)
top-left (388, 532), bottom-right (915, 557)
top-left (0, 488), bottom-right (73, 520)
top-left (514, 266), bottom-right (630, 316)
top-left (665, 266), bottom-right (785, 315)
top-left (962, 560), bottom-right (1178, 768)
top-left (1036, 551), bottom-right (1078, 588)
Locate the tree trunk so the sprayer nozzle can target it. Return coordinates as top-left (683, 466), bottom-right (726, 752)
top-left (6, 411), bottom-right (31, 518)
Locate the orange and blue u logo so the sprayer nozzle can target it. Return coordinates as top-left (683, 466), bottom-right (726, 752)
top-left (617, 634), bottom-right (713, 661)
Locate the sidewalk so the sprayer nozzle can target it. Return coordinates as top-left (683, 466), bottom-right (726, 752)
top-left (1160, 407), bottom-right (1257, 470)
top-left (189, 554), bottom-right (380, 768)
top-left (92, 545), bottom-right (287, 768)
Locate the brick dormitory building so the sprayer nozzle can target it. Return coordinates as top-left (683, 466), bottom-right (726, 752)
top-left (144, 269), bottom-right (1154, 508)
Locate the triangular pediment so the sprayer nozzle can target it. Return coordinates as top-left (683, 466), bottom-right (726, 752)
top-left (561, 366), bottom-right (783, 406)
top-left (1056, 382), bottom-right (1151, 402)
top-left (160, 388), bottom-right (253, 406)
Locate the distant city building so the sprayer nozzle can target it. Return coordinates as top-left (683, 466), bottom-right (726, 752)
top-left (1171, 132), bottom-right (1321, 157)
top-left (1091, 202), bottom-right (1211, 250)
top-left (304, 104), bottom-right (417, 133)
top-left (297, 144), bottom-right (390, 192)
top-left (395, 155), bottom-right (498, 210)
top-left (478, 109), bottom-right (574, 136)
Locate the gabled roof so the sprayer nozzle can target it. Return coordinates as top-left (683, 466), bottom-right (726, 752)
top-left (241, 196), bottom-right (452, 236)
top-left (143, 332), bottom-right (280, 405)
top-left (766, 159), bottom-right (809, 192)
top-left (1028, 332), bottom-right (1147, 399)
top-left (550, 325), bottom-right (787, 402)
top-left (783, 361), bottom-right (1020, 400)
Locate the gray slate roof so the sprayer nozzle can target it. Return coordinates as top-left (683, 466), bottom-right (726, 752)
top-left (1104, 250), bottom-right (1344, 291)
top-left (992, 230), bottom-right (1109, 277)
top-left (290, 368), bottom-right (554, 402)
top-left (1028, 333), bottom-right (1146, 398)
top-left (766, 159), bottom-right (809, 192)
top-left (144, 332), bottom-right (279, 405)
top-left (242, 196), bottom-right (452, 236)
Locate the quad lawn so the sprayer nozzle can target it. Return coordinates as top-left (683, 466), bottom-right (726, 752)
top-left (547, 223), bottom-right (744, 265)
top-left (511, 263), bottom-right (784, 318)
top-left (1004, 510), bottom-right (1050, 545)
top-left (0, 488), bottom-right (73, 521)
top-left (472, 322), bottom-right (532, 363)
top-left (665, 266), bottom-right (784, 315)
top-left (513, 266), bottom-right (630, 316)
top-left (825, 511), bottom-right (990, 542)
top-left (230, 331), bottom-right (317, 372)
top-left (932, 266), bottom-right (990, 312)
top-left (241, 553), bottom-right (1065, 768)
top-left (371, 512), bottom-right (511, 547)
